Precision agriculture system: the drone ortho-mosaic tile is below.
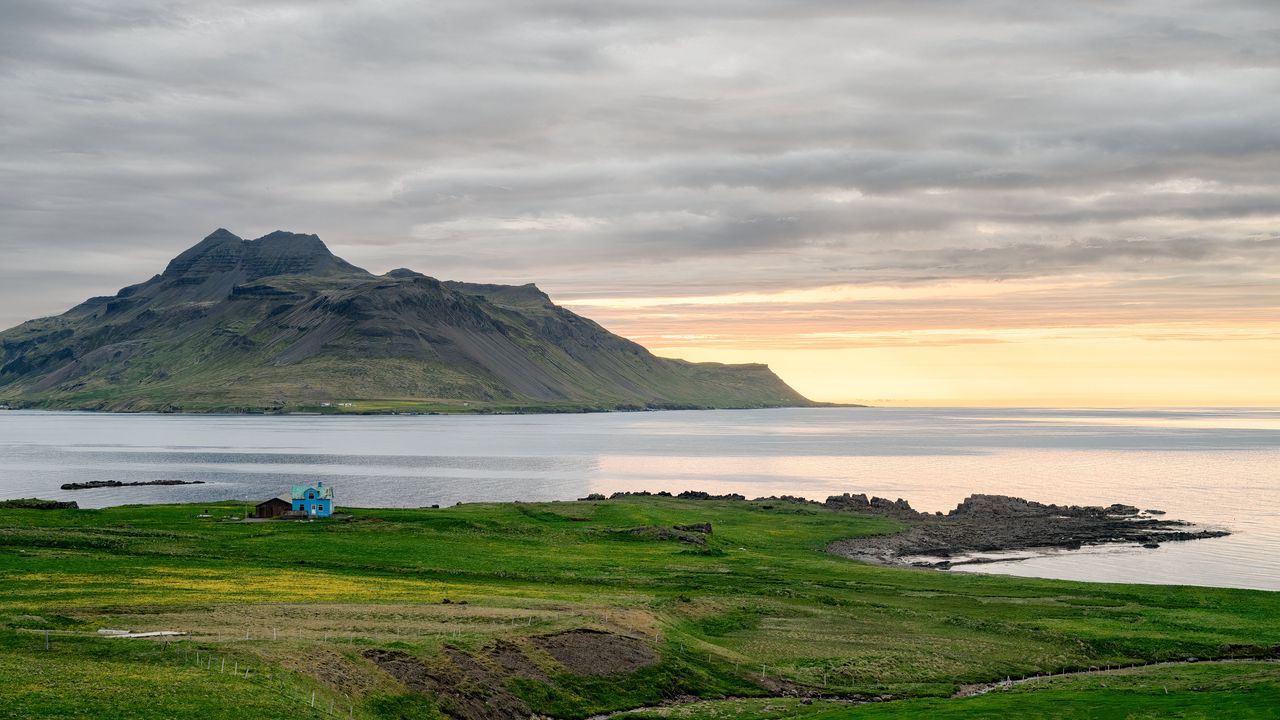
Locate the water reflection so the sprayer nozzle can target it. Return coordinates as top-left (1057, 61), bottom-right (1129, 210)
top-left (0, 408), bottom-right (1276, 590)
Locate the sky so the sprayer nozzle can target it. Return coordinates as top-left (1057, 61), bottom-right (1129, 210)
top-left (2, 0), bottom-right (1278, 406)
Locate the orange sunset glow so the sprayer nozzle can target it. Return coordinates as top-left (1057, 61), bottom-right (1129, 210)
top-left (5, 2), bottom-right (1280, 410)
top-left (564, 275), bottom-right (1280, 406)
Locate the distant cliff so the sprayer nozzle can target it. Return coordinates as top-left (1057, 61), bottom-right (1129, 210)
top-left (0, 229), bottom-right (814, 413)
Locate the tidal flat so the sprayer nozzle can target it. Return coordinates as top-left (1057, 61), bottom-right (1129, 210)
top-left (1, 495), bottom-right (1277, 719)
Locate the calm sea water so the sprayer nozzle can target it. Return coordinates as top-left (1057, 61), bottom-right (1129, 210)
top-left (0, 407), bottom-right (1276, 591)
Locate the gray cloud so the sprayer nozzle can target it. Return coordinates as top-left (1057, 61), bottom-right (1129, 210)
top-left (2, 0), bottom-right (1279, 329)
top-left (849, 237), bottom-right (1280, 279)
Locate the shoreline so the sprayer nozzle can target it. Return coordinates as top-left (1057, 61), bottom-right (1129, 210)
top-left (1, 486), bottom-right (1246, 588)
top-left (0, 402), bottom-right (853, 417)
top-left (824, 493), bottom-right (1230, 570)
top-left (2, 491), bottom-right (1277, 718)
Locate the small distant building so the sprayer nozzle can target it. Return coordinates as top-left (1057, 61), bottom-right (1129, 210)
top-left (254, 495), bottom-right (292, 519)
top-left (292, 482), bottom-right (333, 517)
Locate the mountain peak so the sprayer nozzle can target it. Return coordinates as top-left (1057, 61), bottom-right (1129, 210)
top-left (252, 230), bottom-right (322, 244)
top-left (385, 268), bottom-right (426, 279)
top-left (203, 228), bottom-right (242, 242)
top-left (163, 229), bottom-right (368, 281)
top-left (0, 228), bottom-right (812, 412)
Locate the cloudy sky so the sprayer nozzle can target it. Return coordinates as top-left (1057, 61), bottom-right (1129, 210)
top-left (3, 0), bottom-right (1278, 404)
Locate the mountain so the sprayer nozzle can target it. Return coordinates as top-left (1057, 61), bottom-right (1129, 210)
top-left (0, 230), bottom-right (814, 413)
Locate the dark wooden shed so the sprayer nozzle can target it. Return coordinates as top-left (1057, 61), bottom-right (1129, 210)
top-left (254, 496), bottom-right (292, 519)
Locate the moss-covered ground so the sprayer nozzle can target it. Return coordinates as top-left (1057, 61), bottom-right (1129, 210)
top-left (1, 496), bottom-right (1277, 718)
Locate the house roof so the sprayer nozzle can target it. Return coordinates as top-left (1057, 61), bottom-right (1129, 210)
top-left (291, 483), bottom-right (333, 500)
top-left (256, 496), bottom-right (291, 507)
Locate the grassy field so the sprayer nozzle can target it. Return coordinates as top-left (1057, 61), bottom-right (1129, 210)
top-left (613, 662), bottom-right (1280, 719)
top-left (1, 496), bottom-right (1277, 718)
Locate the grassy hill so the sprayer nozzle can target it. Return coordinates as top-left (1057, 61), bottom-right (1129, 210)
top-left (1, 495), bottom-right (1277, 718)
top-left (0, 230), bottom-right (812, 413)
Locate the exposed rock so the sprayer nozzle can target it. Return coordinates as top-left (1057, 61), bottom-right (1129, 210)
top-left (607, 491), bottom-right (673, 499)
top-left (824, 493), bottom-right (924, 519)
top-left (0, 498), bottom-right (78, 510)
top-left (947, 494), bottom-right (1139, 519)
top-left (752, 494), bottom-right (818, 506)
top-left (60, 480), bottom-right (205, 490)
top-left (828, 493), bottom-right (1229, 567)
top-left (677, 490), bottom-right (747, 501)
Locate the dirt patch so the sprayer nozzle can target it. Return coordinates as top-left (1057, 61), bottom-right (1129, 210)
top-left (362, 647), bottom-right (531, 720)
top-left (532, 629), bottom-right (658, 676)
top-left (674, 522), bottom-right (713, 534)
top-left (486, 640), bottom-right (548, 681)
top-left (610, 526), bottom-right (706, 545)
top-left (284, 648), bottom-right (372, 696)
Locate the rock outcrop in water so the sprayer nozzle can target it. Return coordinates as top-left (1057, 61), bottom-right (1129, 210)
top-left (824, 493), bottom-right (925, 518)
top-left (827, 494), bottom-right (1230, 568)
top-left (60, 480), bottom-right (205, 491)
top-left (575, 489), bottom-right (1226, 568)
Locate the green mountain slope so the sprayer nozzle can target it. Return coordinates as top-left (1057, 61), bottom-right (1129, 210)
top-left (0, 229), bottom-right (813, 413)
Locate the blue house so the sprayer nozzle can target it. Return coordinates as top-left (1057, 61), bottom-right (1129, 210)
top-left (292, 482), bottom-right (333, 517)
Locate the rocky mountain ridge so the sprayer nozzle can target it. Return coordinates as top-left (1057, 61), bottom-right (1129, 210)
top-left (0, 229), bottom-right (813, 413)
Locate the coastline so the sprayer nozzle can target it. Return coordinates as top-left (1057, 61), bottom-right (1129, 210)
top-left (823, 493), bottom-right (1230, 570)
top-left (1, 492), bottom-right (1275, 720)
top-left (0, 401), bottom-right (852, 416)
top-left (1, 406), bottom-right (1274, 591)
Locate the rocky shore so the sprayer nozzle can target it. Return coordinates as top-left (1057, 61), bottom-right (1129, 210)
top-left (575, 489), bottom-right (1231, 569)
top-left (825, 493), bottom-right (1230, 569)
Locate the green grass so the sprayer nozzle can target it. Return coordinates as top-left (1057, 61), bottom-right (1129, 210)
top-left (0, 268), bottom-right (812, 414)
top-left (2, 496), bottom-right (1278, 718)
top-left (613, 662), bottom-right (1280, 719)
top-left (0, 630), bottom-right (338, 720)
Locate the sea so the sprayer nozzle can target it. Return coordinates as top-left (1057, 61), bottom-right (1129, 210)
top-left (0, 407), bottom-right (1276, 591)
